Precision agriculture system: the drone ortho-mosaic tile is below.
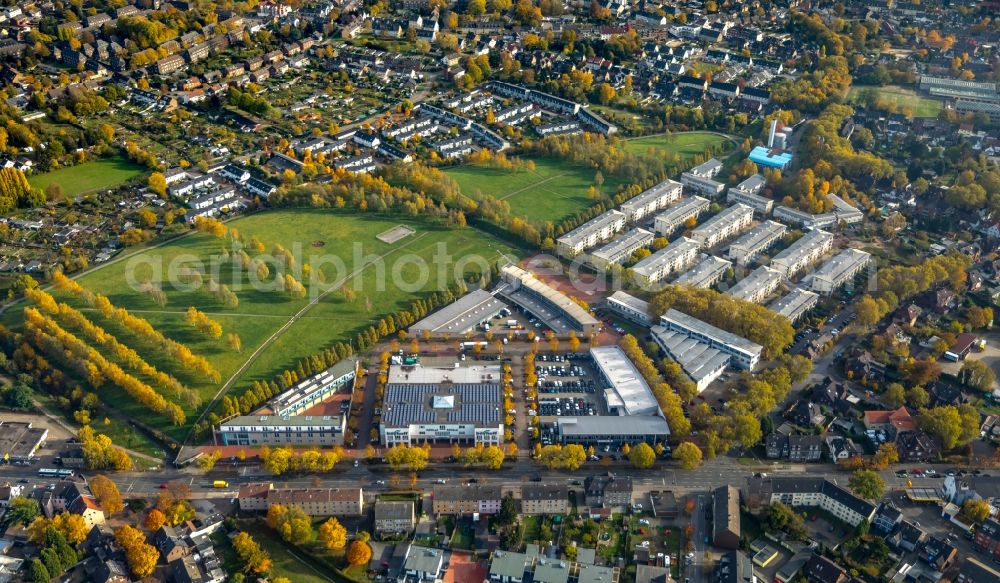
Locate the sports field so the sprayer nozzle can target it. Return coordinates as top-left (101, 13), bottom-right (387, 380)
top-left (848, 85), bottom-right (942, 118)
top-left (444, 156), bottom-right (627, 224)
top-left (27, 155), bottom-right (145, 196)
top-left (25, 210), bottom-right (518, 440)
top-left (623, 131), bottom-right (734, 159)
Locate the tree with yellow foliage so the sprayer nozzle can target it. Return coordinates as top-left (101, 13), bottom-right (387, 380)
top-left (232, 531), bottom-right (271, 574)
top-left (346, 539), bottom-right (372, 566)
top-left (144, 509), bottom-right (167, 532)
top-left (115, 525), bottom-right (158, 578)
top-left (89, 475), bottom-right (124, 514)
top-left (318, 517), bottom-right (348, 551)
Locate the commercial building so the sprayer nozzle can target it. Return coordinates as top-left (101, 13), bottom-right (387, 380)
top-left (748, 146), bottom-right (793, 170)
top-left (265, 487), bottom-right (365, 516)
top-left (769, 229), bottom-right (834, 278)
top-left (656, 309), bottom-right (762, 369)
top-left (0, 421), bottom-right (48, 462)
top-left (630, 237), bottom-right (700, 286)
top-left (726, 174), bottom-right (769, 207)
top-left (374, 501), bottom-right (416, 536)
top-left (673, 255), bottom-right (731, 289)
top-left (591, 346), bottom-right (661, 416)
top-left (432, 484), bottom-right (502, 515)
top-left (726, 266), bottom-right (783, 304)
top-left (808, 249), bottom-right (871, 294)
top-left (555, 416), bottom-right (671, 447)
top-left (498, 265), bottom-right (600, 335)
top-left (744, 476), bottom-right (876, 527)
top-left (919, 75), bottom-right (999, 102)
top-left (689, 204), bottom-right (754, 248)
top-left (556, 210), bottom-right (626, 256)
top-left (218, 415), bottom-right (347, 447)
top-left (270, 359), bottom-right (359, 418)
top-left (728, 220), bottom-right (786, 266)
top-left (681, 159), bottom-right (726, 196)
top-left (380, 363), bottom-right (503, 447)
top-left (409, 289), bottom-right (508, 336)
top-left (589, 228), bottom-right (654, 270)
top-left (520, 484), bottom-right (569, 515)
top-left (604, 290), bottom-right (653, 326)
top-left (653, 196), bottom-right (710, 236)
top-left (650, 326), bottom-right (730, 392)
top-left (768, 288), bottom-right (819, 323)
top-left (620, 179), bottom-right (683, 222)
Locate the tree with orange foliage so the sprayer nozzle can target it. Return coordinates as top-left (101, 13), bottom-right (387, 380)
top-left (346, 540), bottom-right (372, 566)
top-left (144, 509), bottom-right (166, 532)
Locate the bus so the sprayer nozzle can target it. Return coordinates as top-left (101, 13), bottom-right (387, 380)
top-left (38, 468), bottom-right (73, 478)
top-left (213, 480), bottom-right (229, 488)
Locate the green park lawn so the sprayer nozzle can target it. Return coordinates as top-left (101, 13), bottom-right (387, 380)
top-left (27, 155), bottom-right (145, 197)
top-left (623, 131), bottom-right (733, 159)
top-left (848, 85), bottom-right (942, 118)
top-left (13, 209), bottom-right (519, 440)
top-left (244, 525), bottom-right (336, 583)
top-left (444, 156), bottom-right (627, 225)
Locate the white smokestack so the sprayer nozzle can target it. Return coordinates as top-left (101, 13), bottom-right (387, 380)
top-left (768, 119), bottom-right (777, 148)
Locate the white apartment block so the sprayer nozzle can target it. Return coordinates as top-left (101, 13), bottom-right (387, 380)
top-left (689, 204), bottom-right (754, 248)
top-left (727, 174), bottom-right (773, 216)
top-left (809, 249), bottom-right (871, 294)
top-left (681, 158), bottom-right (726, 197)
top-left (653, 196), bottom-right (710, 236)
top-left (589, 228), bottom-right (654, 270)
top-left (726, 266), bottom-right (783, 304)
top-left (769, 229), bottom-right (833, 278)
top-left (556, 210), bottom-right (626, 256)
top-left (604, 291), bottom-right (653, 326)
top-left (673, 255), bottom-right (731, 289)
top-left (657, 308), bottom-right (763, 369)
top-left (727, 220), bottom-right (787, 266)
top-left (759, 477), bottom-right (876, 528)
top-left (620, 179), bottom-right (683, 222)
top-left (630, 237), bottom-right (700, 286)
top-left (768, 288), bottom-right (819, 323)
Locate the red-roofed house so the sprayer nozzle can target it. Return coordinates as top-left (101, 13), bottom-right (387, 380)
top-left (70, 495), bottom-right (105, 528)
top-left (864, 407), bottom-right (917, 434)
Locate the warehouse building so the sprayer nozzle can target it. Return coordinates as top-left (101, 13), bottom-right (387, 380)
top-left (673, 255), bottom-right (731, 289)
top-left (498, 265), bottom-right (600, 335)
top-left (726, 266), bottom-right (783, 304)
top-left (681, 158), bottom-right (726, 196)
top-left (689, 204), bottom-right (754, 248)
top-left (808, 249), bottom-right (871, 294)
top-left (768, 288), bottom-right (818, 323)
top-left (270, 359), bottom-right (359, 418)
top-left (409, 289), bottom-right (508, 336)
top-left (0, 421), bottom-right (48, 462)
top-left (650, 325), bottom-right (730, 392)
top-left (604, 290), bottom-right (653, 326)
top-left (620, 179), bottom-right (683, 222)
top-left (656, 309), bottom-right (762, 369)
top-left (589, 228), bottom-right (654, 270)
top-left (653, 196), bottom-right (710, 236)
top-left (590, 346), bottom-right (661, 416)
top-left (728, 220), bottom-right (786, 266)
top-left (726, 175), bottom-right (772, 216)
top-left (630, 237), bottom-right (700, 287)
top-left (556, 210), bottom-right (626, 256)
top-left (380, 363), bottom-right (503, 446)
top-left (769, 229), bottom-right (833, 278)
top-left (556, 416), bottom-right (671, 447)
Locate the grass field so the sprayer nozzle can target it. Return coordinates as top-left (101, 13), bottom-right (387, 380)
top-left (848, 85), bottom-right (942, 118)
top-left (444, 156), bottom-right (627, 225)
top-left (27, 155), bottom-right (145, 197)
top-left (244, 525), bottom-right (335, 583)
top-left (622, 131), bottom-right (733, 159)
top-left (12, 210), bottom-right (519, 440)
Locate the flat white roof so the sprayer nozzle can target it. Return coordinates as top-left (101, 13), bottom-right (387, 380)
top-left (661, 308), bottom-right (763, 357)
top-left (673, 255), bottom-right (731, 288)
top-left (727, 266), bottom-right (783, 302)
top-left (690, 203), bottom-right (753, 242)
top-left (631, 237), bottom-right (700, 278)
top-left (557, 210), bottom-right (625, 248)
top-left (590, 346), bottom-right (660, 416)
top-left (557, 415), bottom-right (671, 437)
top-left (387, 363), bottom-right (502, 385)
top-left (409, 289), bottom-right (507, 334)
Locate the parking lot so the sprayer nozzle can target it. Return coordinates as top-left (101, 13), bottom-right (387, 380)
top-left (529, 352), bottom-right (616, 449)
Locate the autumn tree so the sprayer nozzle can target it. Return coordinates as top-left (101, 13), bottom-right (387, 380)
top-left (629, 442), bottom-right (656, 469)
top-left (147, 172), bottom-right (167, 196)
top-left (346, 539), bottom-right (372, 566)
top-left (318, 517), bottom-right (348, 551)
top-left (848, 469), bottom-right (885, 500)
top-left (674, 442), bottom-right (703, 470)
top-left (145, 509), bottom-right (167, 532)
top-left (115, 524), bottom-right (158, 578)
top-left (232, 531), bottom-right (271, 574)
top-left (89, 475), bottom-right (125, 514)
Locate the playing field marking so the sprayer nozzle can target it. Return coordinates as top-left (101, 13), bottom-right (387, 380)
top-left (377, 224), bottom-right (416, 244)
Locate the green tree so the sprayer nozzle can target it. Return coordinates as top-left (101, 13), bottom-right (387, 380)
top-left (674, 442), bottom-right (703, 470)
top-left (629, 442), bottom-right (657, 469)
top-left (498, 493), bottom-right (517, 526)
top-left (962, 498), bottom-right (991, 523)
top-left (8, 497), bottom-right (40, 525)
top-left (848, 469), bottom-right (885, 500)
top-left (884, 383), bottom-right (906, 408)
top-left (959, 359), bottom-right (995, 392)
top-left (29, 559), bottom-right (49, 583)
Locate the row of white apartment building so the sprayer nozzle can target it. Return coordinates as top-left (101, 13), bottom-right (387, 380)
top-left (589, 227), bottom-right (654, 270)
top-left (487, 81), bottom-right (618, 135)
top-left (726, 174), bottom-right (773, 216)
top-left (630, 237), bottom-right (701, 287)
top-left (604, 290), bottom-right (653, 326)
top-left (680, 158), bottom-right (726, 196)
top-left (808, 248), bottom-right (872, 294)
top-left (619, 179), bottom-right (683, 222)
top-left (726, 265), bottom-right (783, 304)
top-left (556, 210), bottom-right (626, 256)
top-left (653, 196), bottom-right (710, 237)
top-left (727, 220), bottom-right (787, 266)
top-left (689, 203), bottom-right (754, 248)
top-left (655, 308), bottom-right (763, 369)
top-left (768, 287), bottom-right (819, 324)
top-left (769, 229), bottom-right (834, 278)
top-left (673, 255), bottom-right (732, 289)
top-left (772, 194), bottom-right (863, 229)
top-left (651, 324), bottom-right (732, 393)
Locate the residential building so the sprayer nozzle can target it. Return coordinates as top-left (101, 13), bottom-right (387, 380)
top-left (432, 484), bottom-right (502, 515)
top-left (584, 473), bottom-right (633, 507)
top-left (237, 483), bottom-right (272, 511)
top-left (70, 495), bottom-right (105, 528)
top-left (650, 324), bottom-right (730, 392)
top-left (673, 255), bottom-right (731, 289)
top-left (805, 554), bottom-right (846, 583)
top-left (590, 228), bottom-right (654, 270)
top-left (374, 501), bottom-right (415, 537)
top-left (380, 363), bottom-right (503, 447)
top-left (681, 159), bottom-right (726, 197)
top-left (521, 484), bottom-right (569, 515)
top-left (620, 179), bottom-right (682, 222)
top-left (727, 221), bottom-right (787, 266)
top-left (655, 309), bottom-right (762, 369)
top-left (690, 204), bottom-right (754, 248)
top-left (630, 237), bottom-right (700, 286)
top-left (765, 434), bottom-right (823, 462)
top-left (713, 486), bottom-right (740, 550)
top-left (744, 477), bottom-right (876, 527)
top-left (266, 488), bottom-right (364, 516)
top-left (726, 266), bottom-right (783, 304)
top-left (653, 196), bottom-right (710, 236)
top-left (400, 546), bottom-right (444, 582)
top-left (604, 291), bottom-right (652, 326)
top-left (769, 230), bottom-right (834, 278)
top-left (808, 249), bottom-right (871, 294)
top-left (726, 175), bottom-right (772, 216)
top-left (768, 288), bottom-right (819, 324)
top-left (556, 210), bottom-right (626, 256)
